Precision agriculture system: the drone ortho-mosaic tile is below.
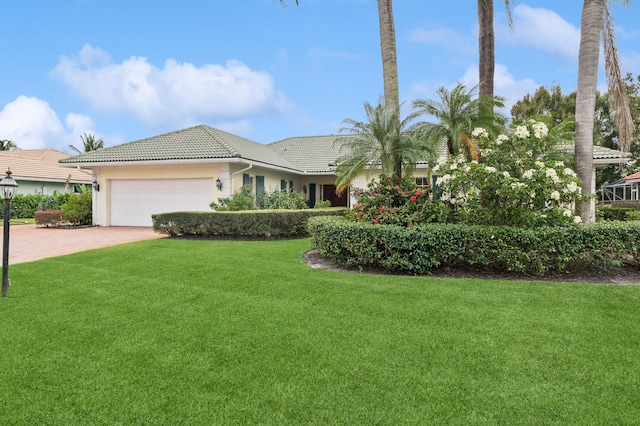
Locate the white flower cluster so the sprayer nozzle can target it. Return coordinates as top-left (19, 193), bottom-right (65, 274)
top-left (472, 127), bottom-right (489, 139)
top-left (514, 125), bottom-right (530, 139)
top-left (564, 181), bottom-right (579, 194)
top-left (532, 122), bottom-right (549, 139)
top-left (545, 168), bottom-right (560, 184)
top-left (495, 134), bottom-right (509, 146)
top-left (522, 169), bottom-right (535, 179)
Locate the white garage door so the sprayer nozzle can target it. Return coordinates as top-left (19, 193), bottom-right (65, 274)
top-left (110, 179), bottom-right (213, 226)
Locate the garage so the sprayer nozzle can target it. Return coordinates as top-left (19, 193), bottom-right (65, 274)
top-left (110, 179), bottom-right (214, 226)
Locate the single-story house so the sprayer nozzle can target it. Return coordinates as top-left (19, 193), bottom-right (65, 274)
top-left (0, 149), bottom-right (92, 195)
top-left (59, 124), bottom-right (629, 227)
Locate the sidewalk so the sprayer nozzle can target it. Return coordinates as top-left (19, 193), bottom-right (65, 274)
top-left (0, 224), bottom-right (166, 264)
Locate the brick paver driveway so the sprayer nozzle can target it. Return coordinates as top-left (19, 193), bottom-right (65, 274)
top-left (0, 224), bottom-right (165, 264)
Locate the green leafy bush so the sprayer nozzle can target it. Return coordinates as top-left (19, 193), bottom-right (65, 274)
top-left (153, 208), bottom-right (347, 239)
top-left (597, 207), bottom-right (633, 221)
top-left (210, 185), bottom-right (255, 211)
top-left (314, 200), bottom-right (331, 209)
top-left (61, 192), bottom-right (92, 225)
top-left (309, 216), bottom-right (640, 276)
top-left (261, 190), bottom-right (308, 210)
top-left (350, 175), bottom-right (438, 227)
top-left (4, 193), bottom-right (65, 219)
top-left (433, 121), bottom-right (585, 227)
top-left (627, 210), bottom-right (640, 221)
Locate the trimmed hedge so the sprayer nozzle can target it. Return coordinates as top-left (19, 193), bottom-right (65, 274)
top-left (597, 207), bottom-right (634, 222)
top-left (308, 216), bottom-right (640, 276)
top-left (34, 210), bottom-right (63, 227)
top-left (152, 209), bottom-right (347, 239)
top-left (1, 194), bottom-right (65, 219)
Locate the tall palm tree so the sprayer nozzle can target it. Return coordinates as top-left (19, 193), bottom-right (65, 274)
top-left (0, 140), bottom-right (18, 151)
top-left (575, 0), bottom-right (633, 222)
top-left (70, 133), bottom-right (104, 154)
top-left (280, 0), bottom-right (403, 178)
top-left (478, 0), bottom-right (513, 98)
top-left (377, 0), bottom-right (402, 178)
top-left (412, 83), bottom-right (506, 161)
top-left (334, 99), bottom-right (429, 191)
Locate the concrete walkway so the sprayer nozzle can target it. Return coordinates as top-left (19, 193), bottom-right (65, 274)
top-left (0, 224), bottom-right (166, 264)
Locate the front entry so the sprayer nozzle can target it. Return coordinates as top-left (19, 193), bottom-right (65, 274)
top-left (322, 184), bottom-right (348, 207)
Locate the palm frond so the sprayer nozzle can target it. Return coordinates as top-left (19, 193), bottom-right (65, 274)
top-left (602, 3), bottom-right (634, 154)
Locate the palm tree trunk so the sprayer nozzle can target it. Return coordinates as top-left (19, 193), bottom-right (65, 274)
top-left (377, 0), bottom-right (402, 178)
top-left (478, 0), bottom-right (494, 97)
top-left (575, 0), bottom-right (604, 223)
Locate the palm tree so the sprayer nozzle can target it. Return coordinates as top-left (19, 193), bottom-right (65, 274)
top-left (412, 83), bottom-right (506, 161)
top-left (478, 0), bottom-right (513, 98)
top-left (70, 133), bottom-right (104, 154)
top-left (377, 0), bottom-right (402, 177)
top-left (0, 140), bottom-right (18, 151)
top-left (334, 99), bottom-right (429, 191)
top-left (575, 0), bottom-right (633, 222)
top-left (281, 0), bottom-right (403, 178)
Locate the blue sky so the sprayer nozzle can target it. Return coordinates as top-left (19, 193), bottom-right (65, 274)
top-left (1, 0), bottom-right (639, 153)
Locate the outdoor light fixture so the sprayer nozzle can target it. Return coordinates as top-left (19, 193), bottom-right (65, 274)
top-left (303, 185), bottom-right (307, 194)
top-left (92, 179), bottom-right (100, 192)
top-left (216, 178), bottom-right (223, 191)
top-left (0, 168), bottom-right (18, 297)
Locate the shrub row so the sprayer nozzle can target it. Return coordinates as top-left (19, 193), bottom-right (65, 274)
top-left (597, 207), bottom-right (640, 222)
top-left (0, 194), bottom-right (65, 219)
top-left (153, 209), bottom-right (347, 239)
top-left (308, 216), bottom-right (640, 276)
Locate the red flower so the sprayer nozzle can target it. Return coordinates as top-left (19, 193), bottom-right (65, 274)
top-left (407, 223), bottom-right (413, 227)
top-left (410, 196), bottom-right (417, 203)
top-left (358, 211), bottom-right (364, 217)
top-left (380, 207), bottom-right (386, 212)
top-left (373, 193), bottom-right (379, 197)
top-left (415, 190), bottom-right (423, 196)
top-left (373, 217), bottom-right (380, 224)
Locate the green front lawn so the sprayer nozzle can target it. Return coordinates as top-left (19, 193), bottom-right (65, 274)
top-left (1, 238), bottom-right (639, 424)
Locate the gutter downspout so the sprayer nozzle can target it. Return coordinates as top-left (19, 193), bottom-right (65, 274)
top-left (231, 164), bottom-right (253, 192)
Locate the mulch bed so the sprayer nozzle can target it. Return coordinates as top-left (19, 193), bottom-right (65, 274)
top-left (303, 250), bottom-right (640, 285)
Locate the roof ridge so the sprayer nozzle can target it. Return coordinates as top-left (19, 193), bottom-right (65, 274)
top-left (200, 125), bottom-right (241, 157)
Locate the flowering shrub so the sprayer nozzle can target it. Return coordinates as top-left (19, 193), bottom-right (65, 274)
top-left (435, 121), bottom-right (585, 227)
top-left (349, 175), bottom-right (438, 227)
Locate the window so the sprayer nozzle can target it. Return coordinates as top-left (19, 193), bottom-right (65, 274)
top-left (289, 180), bottom-right (294, 191)
top-left (280, 179), bottom-right (287, 191)
top-left (414, 177), bottom-right (429, 187)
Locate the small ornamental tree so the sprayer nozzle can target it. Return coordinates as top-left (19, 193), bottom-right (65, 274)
top-left (434, 120), bottom-right (586, 227)
top-left (349, 175), bottom-right (437, 227)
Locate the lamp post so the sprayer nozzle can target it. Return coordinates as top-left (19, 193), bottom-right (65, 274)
top-left (0, 168), bottom-right (18, 297)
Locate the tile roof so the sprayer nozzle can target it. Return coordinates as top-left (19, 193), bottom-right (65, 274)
top-left (625, 171), bottom-right (640, 181)
top-left (267, 135), bottom-right (345, 173)
top-left (60, 125), bottom-right (299, 172)
top-left (558, 144), bottom-right (631, 160)
top-left (0, 149), bottom-right (92, 183)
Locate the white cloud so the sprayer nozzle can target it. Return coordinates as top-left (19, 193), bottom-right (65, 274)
top-left (51, 44), bottom-right (292, 129)
top-left (0, 96), bottom-right (96, 152)
top-left (501, 5), bottom-right (580, 61)
top-left (408, 26), bottom-right (473, 54)
top-left (461, 63), bottom-right (538, 115)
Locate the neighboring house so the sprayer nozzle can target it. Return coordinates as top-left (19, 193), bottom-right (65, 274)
top-left (59, 124), bottom-right (628, 227)
top-left (0, 149), bottom-right (92, 195)
top-left (601, 170), bottom-right (640, 206)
